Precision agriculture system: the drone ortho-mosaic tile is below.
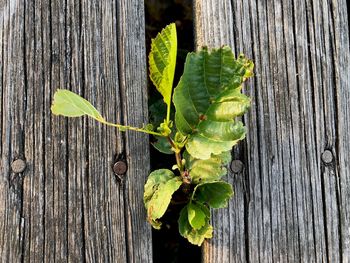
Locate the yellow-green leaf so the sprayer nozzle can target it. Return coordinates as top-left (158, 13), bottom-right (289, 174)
top-left (51, 89), bottom-right (104, 122)
top-left (187, 202), bottom-right (209, 230)
top-left (178, 205), bottom-right (213, 246)
top-left (183, 150), bottom-right (231, 184)
top-left (149, 23), bottom-right (177, 121)
top-left (144, 169), bottom-right (182, 229)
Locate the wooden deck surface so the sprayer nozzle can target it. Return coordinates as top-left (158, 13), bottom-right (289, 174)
top-left (194, 0), bottom-right (350, 262)
top-left (1, 0), bottom-right (350, 262)
top-left (0, 1), bottom-right (152, 262)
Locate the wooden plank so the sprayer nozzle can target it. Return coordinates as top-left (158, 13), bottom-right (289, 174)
top-left (333, 0), bottom-right (350, 260)
top-left (0, 1), bottom-right (26, 261)
top-left (116, 0), bottom-right (153, 262)
top-left (0, 0), bottom-right (152, 262)
top-left (194, 0), bottom-right (350, 262)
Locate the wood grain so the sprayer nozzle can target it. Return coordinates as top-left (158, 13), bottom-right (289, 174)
top-left (0, 0), bottom-right (152, 262)
top-left (194, 0), bottom-right (350, 262)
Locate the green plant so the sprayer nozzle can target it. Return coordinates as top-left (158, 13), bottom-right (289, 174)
top-left (51, 23), bottom-right (253, 246)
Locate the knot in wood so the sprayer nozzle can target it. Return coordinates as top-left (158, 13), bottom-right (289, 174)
top-left (321, 150), bottom-right (333, 164)
top-left (230, 160), bottom-right (244, 173)
top-left (11, 159), bottom-right (26, 173)
top-left (113, 161), bottom-right (127, 175)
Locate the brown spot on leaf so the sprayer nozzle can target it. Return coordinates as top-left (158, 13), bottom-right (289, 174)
top-left (199, 114), bottom-right (207, 121)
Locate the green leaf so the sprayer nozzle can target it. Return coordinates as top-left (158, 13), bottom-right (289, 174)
top-left (187, 202), bottom-right (210, 230)
top-left (184, 150), bottom-right (231, 184)
top-left (178, 205), bottom-right (213, 246)
top-left (193, 181), bottom-right (233, 208)
top-left (174, 132), bottom-right (187, 149)
top-left (51, 89), bottom-right (105, 122)
top-left (143, 123), bottom-right (154, 131)
top-left (149, 23), bottom-right (177, 120)
top-left (144, 169), bottom-right (182, 229)
top-left (186, 122), bottom-right (246, 160)
top-left (173, 46), bottom-right (253, 159)
top-left (152, 136), bottom-right (173, 154)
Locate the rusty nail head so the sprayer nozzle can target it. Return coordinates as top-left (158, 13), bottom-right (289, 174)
top-left (322, 150), bottom-right (333, 164)
top-left (231, 160), bottom-right (244, 174)
top-left (113, 161), bottom-right (127, 175)
top-left (11, 159), bottom-right (26, 173)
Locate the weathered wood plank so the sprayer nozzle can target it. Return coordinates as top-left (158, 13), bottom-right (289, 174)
top-left (194, 0), bottom-right (350, 262)
top-left (333, 0), bottom-right (350, 260)
top-left (0, 0), bottom-right (152, 262)
top-left (116, 1), bottom-right (153, 262)
top-left (0, 1), bottom-right (26, 261)
top-left (79, 0), bottom-right (128, 261)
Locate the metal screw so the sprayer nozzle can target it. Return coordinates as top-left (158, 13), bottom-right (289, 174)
top-left (113, 161), bottom-right (127, 175)
top-left (231, 160), bottom-right (244, 173)
top-left (321, 150), bottom-right (333, 164)
top-left (11, 159), bottom-right (26, 173)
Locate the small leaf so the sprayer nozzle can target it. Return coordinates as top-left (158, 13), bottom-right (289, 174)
top-left (178, 205), bottom-right (213, 246)
top-left (157, 121), bottom-right (172, 136)
top-left (144, 169), bottom-right (182, 229)
top-left (184, 151), bottom-right (231, 184)
top-left (51, 89), bottom-right (105, 122)
top-left (187, 202), bottom-right (209, 230)
top-left (193, 181), bottom-right (233, 208)
top-left (174, 132), bottom-right (187, 148)
top-left (149, 23), bottom-right (177, 110)
top-left (174, 131), bottom-right (186, 143)
top-left (143, 123), bottom-right (154, 131)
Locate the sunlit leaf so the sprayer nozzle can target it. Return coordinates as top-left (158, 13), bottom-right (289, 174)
top-left (185, 122), bottom-right (246, 160)
top-left (149, 23), bottom-right (177, 111)
top-left (51, 89), bottom-right (105, 122)
top-left (144, 169), bottom-right (182, 229)
top-left (187, 202), bottom-right (210, 230)
top-left (184, 150), bottom-right (231, 184)
top-left (178, 205), bottom-right (213, 246)
top-left (173, 46), bottom-right (253, 159)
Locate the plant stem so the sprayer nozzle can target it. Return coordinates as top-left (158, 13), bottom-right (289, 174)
top-left (175, 152), bottom-right (183, 171)
top-left (166, 136), bottom-right (191, 185)
top-left (166, 136), bottom-right (183, 170)
top-left (99, 120), bottom-right (165, 137)
top-left (166, 135), bottom-right (176, 149)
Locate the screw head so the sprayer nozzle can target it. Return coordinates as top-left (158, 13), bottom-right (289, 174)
top-left (322, 150), bottom-right (333, 164)
top-left (113, 161), bottom-right (127, 175)
top-left (231, 160), bottom-right (244, 173)
top-left (11, 159), bottom-right (26, 173)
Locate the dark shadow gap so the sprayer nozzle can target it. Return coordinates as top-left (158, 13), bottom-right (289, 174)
top-left (144, 1), bottom-right (200, 262)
